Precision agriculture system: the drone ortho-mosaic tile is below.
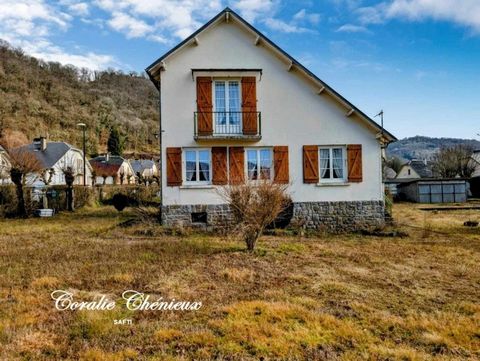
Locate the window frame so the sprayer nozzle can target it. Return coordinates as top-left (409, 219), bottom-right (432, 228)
top-left (183, 148), bottom-right (212, 185)
top-left (245, 147), bottom-right (274, 181)
top-left (212, 78), bottom-right (242, 133)
top-left (318, 146), bottom-right (347, 183)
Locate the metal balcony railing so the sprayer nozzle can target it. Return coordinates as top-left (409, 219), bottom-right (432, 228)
top-left (194, 111), bottom-right (261, 139)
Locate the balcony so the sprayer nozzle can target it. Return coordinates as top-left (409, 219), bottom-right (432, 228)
top-left (194, 111), bottom-right (261, 141)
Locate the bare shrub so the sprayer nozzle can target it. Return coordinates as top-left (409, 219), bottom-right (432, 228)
top-left (431, 145), bottom-right (476, 178)
top-left (220, 181), bottom-right (289, 251)
top-left (1, 144), bottom-right (42, 217)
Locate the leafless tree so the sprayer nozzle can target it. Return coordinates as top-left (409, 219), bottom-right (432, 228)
top-left (2, 145), bottom-right (42, 217)
top-left (431, 145), bottom-right (476, 178)
top-left (219, 181), bottom-right (289, 251)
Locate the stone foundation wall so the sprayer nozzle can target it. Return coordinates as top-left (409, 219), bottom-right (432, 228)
top-left (162, 200), bottom-right (385, 232)
top-left (291, 201), bottom-right (385, 232)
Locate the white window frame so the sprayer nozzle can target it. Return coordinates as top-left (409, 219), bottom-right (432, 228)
top-left (318, 146), bottom-right (347, 183)
top-left (245, 147), bottom-right (273, 181)
top-left (213, 79), bottom-right (242, 134)
top-left (183, 148), bottom-right (212, 185)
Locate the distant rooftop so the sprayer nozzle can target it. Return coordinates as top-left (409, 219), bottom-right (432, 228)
top-left (15, 141), bottom-right (75, 169)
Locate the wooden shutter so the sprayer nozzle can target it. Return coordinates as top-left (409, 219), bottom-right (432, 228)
top-left (303, 145), bottom-right (319, 184)
top-left (347, 144), bottom-right (362, 182)
top-left (212, 147), bottom-right (228, 185)
top-left (273, 146), bottom-right (289, 184)
top-left (196, 77), bottom-right (213, 136)
top-left (166, 147), bottom-right (182, 186)
top-left (241, 77), bottom-right (257, 135)
top-left (229, 147), bottom-right (244, 184)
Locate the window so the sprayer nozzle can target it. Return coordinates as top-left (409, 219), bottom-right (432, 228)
top-left (214, 80), bottom-right (241, 134)
top-left (184, 149), bottom-right (211, 184)
top-left (246, 148), bottom-right (273, 180)
top-left (319, 147), bottom-right (346, 182)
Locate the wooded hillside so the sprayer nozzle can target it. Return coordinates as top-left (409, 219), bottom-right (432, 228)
top-left (0, 40), bottom-right (159, 157)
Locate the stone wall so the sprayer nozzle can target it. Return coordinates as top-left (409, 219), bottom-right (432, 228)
top-left (291, 200), bottom-right (385, 233)
top-left (162, 200), bottom-right (385, 232)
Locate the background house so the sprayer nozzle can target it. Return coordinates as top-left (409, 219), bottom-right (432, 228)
top-left (396, 159), bottom-right (433, 179)
top-left (130, 159), bottom-right (158, 180)
top-left (14, 137), bottom-right (92, 186)
top-left (90, 155), bottom-right (136, 185)
top-left (0, 145), bottom-right (11, 185)
top-left (472, 150), bottom-right (480, 178)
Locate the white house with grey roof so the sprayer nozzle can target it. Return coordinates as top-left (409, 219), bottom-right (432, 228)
top-left (0, 145), bottom-right (11, 185)
top-left (15, 137), bottom-right (93, 186)
top-left (130, 159), bottom-right (159, 179)
top-left (145, 8), bottom-right (396, 231)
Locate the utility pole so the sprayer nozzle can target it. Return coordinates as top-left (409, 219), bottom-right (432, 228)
top-left (77, 123), bottom-right (87, 186)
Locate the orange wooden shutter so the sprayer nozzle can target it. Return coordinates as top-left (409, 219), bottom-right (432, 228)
top-left (303, 145), bottom-right (319, 183)
top-left (166, 147), bottom-right (182, 186)
top-left (212, 147), bottom-right (228, 185)
top-left (273, 146), bottom-right (289, 184)
top-left (347, 144), bottom-right (362, 182)
top-left (196, 77), bottom-right (213, 136)
top-left (229, 147), bottom-right (244, 184)
top-left (241, 77), bottom-right (257, 135)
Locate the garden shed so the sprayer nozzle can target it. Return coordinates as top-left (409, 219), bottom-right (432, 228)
top-left (397, 179), bottom-right (468, 203)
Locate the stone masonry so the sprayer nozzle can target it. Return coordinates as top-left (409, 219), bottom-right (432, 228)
top-left (162, 200), bottom-right (385, 232)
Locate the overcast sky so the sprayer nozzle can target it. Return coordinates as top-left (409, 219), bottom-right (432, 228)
top-left (1, 0), bottom-right (479, 139)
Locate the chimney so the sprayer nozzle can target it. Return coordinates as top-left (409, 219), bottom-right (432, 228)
top-left (105, 153), bottom-right (110, 162)
top-left (33, 137), bottom-right (47, 151)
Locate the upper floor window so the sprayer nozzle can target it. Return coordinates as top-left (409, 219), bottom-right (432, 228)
top-left (184, 149), bottom-right (211, 184)
top-left (319, 147), bottom-right (346, 182)
top-left (246, 148), bottom-right (272, 180)
top-left (214, 80), bottom-right (241, 134)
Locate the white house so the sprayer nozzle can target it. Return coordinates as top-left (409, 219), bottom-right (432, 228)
top-left (146, 7), bottom-right (396, 231)
top-left (0, 145), bottom-right (11, 185)
top-left (472, 151), bottom-right (480, 178)
top-left (130, 159), bottom-right (159, 179)
top-left (14, 138), bottom-right (93, 186)
top-left (396, 159), bottom-right (433, 179)
top-left (90, 154), bottom-right (136, 185)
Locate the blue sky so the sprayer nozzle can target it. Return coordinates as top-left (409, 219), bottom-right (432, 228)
top-left (0, 0), bottom-right (479, 139)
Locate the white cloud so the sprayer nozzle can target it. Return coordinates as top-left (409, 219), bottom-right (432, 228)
top-left (262, 8), bottom-right (321, 34)
top-left (293, 9), bottom-right (321, 25)
top-left (0, 0), bottom-right (117, 70)
top-left (358, 0), bottom-right (480, 33)
top-left (68, 2), bottom-right (90, 16)
top-left (95, 0), bottom-right (223, 40)
top-left (230, 0), bottom-right (278, 22)
top-left (336, 24), bottom-right (371, 33)
top-left (263, 18), bottom-right (311, 33)
top-left (108, 11), bottom-right (153, 38)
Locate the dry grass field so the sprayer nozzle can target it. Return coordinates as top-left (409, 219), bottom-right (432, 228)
top-left (0, 203), bottom-right (479, 360)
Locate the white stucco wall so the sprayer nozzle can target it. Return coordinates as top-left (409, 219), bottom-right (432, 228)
top-left (159, 20), bottom-right (384, 206)
top-left (396, 165), bottom-right (420, 179)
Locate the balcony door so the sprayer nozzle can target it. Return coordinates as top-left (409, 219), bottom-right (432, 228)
top-left (214, 80), bottom-right (241, 135)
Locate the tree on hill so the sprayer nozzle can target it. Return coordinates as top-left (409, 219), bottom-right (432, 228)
top-left (107, 126), bottom-right (126, 156)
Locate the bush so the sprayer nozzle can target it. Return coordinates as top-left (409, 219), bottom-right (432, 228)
top-left (220, 181), bottom-right (289, 251)
top-left (97, 185), bottom-right (160, 207)
top-left (0, 185), bottom-right (16, 217)
top-left (112, 193), bottom-right (130, 211)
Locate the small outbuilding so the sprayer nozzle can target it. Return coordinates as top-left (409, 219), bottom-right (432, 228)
top-left (397, 179), bottom-right (468, 203)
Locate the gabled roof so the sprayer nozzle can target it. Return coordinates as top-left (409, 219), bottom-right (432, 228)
top-left (15, 142), bottom-right (75, 169)
top-left (146, 7), bottom-right (396, 143)
top-left (90, 155), bottom-right (130, 177)
top-left (406, 159), bottom-right (433, 178)
top-left (130, 159), bottom-right (156, 174)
